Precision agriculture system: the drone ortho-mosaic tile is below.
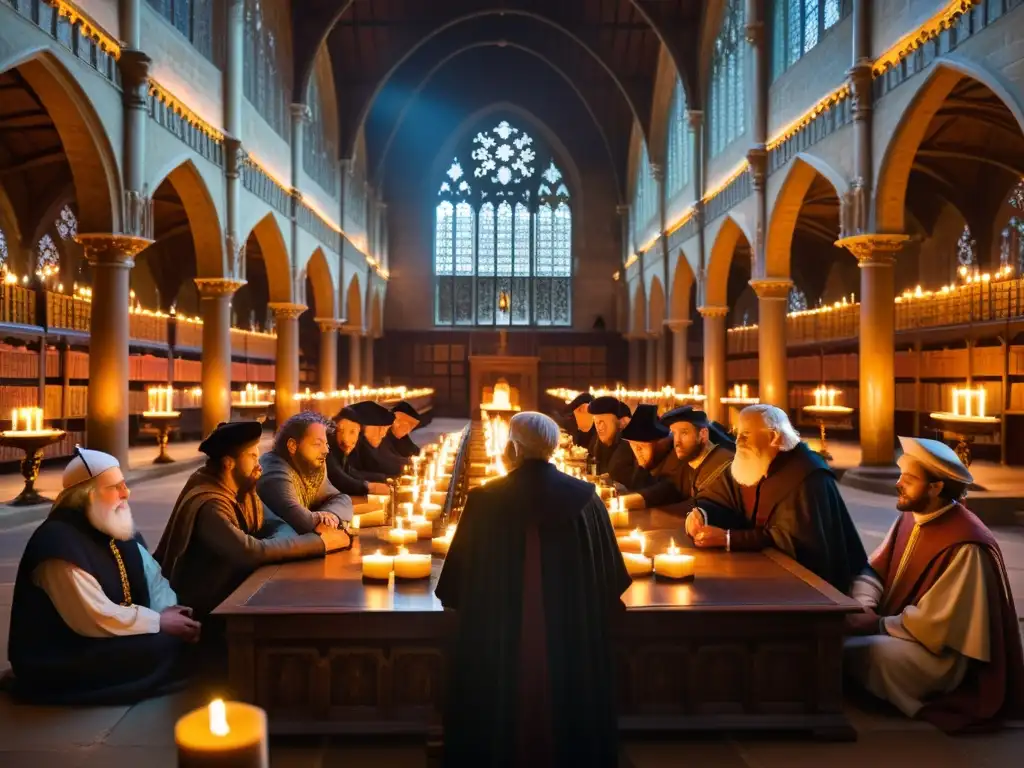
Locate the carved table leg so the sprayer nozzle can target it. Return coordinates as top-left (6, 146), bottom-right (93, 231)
top-left (153, 423), bottom-right (175, 464)
top-left (10, 448), bottom-right (49, 506)
top-left (817, 420), bottom-right (833, 461)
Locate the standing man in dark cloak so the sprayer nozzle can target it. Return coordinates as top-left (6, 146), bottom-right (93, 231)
top-left (686, 404), bottom-right (866, 593)
top-left (379, 401), bottom-right (423, 465)
top-left (616, 404), bottom-right (684, 506)
top-left (328, 404), bottom-right (393, 493)
top-left (435, 412), bottom-right (631, 768)
top-left (587, 395), bottom-right (637, 487)
top-left (560, 391), bottom-right (594, 451)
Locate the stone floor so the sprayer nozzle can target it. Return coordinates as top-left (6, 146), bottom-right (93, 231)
top-left (0, 424), bottom-right (1021, 767)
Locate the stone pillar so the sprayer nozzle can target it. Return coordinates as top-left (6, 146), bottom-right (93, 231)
top-left (118, 51), bottom-right (151, 199)
top-left (269, 303), bottom-right (306, 426)
top-left (223, 1), bottom-right (246, 279)
top-left (627, 335), bottom-right (642, 387)
top-left (699, 306), bottom-right (729, 424)
top-left (345, 328), bottom-right (362, 386)
top-left (750, 279), bottom-right (791, 409)
top-left (119, 0), bottom-right (142, 50)
top-left (363, 335), bottom-right (375, 386)
top-left (196, 278), bottom-right (245, 437)
top-left (316, 319), bottom-right (339, 393)
top-left (836, 235), bottom-right (909, 467)
top-left (224, 0), bottom-right (245, 139)
top-left (76, 235), bottom-right (152, 466)
top-left (667, 320), bottom-right (691, 392)
top-left (655, 332), bottom-right (667, 385)
top-left (645, 335), bottom-right (657, 386)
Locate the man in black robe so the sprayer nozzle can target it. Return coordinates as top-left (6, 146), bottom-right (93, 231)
top-left (687, 404), bottom-right (866, 592)
top-left (155, 421), bottom-right (352, 620)
top-left (328, 400), bottom-right (401, 483)
top-left (616, 404), bottom-right (684, 507)
top-left (379, 401), bottom-right (422, 466)
top-left (665, 406), bottom-right (734, 498)
top-left (560, 391), bottom-right (594, 450)
top-left (436, 411), bottom-right (631, 767)
top-left (587, 395), bottom-right (637, 486)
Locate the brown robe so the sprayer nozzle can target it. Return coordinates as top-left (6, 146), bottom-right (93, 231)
top-left (868, 503), bottom-right (1024, 732)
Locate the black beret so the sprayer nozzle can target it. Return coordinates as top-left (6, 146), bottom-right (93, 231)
top-left (198, 420), bottom-right (263, 458)
top-left (588, 396), bottom-right (624, 416)
top-left (661, 406), bottom-right (709, 428)
top-left (564, 392), bottom-right (594, 413)
top-left (391, 401), bottom-right (422, 421)
top-left (619, 404), bottom-right (669, 443)
top-left (617, 400), bottom-right (632, 419)
top-left (338, 400), bottom-right (395, 427)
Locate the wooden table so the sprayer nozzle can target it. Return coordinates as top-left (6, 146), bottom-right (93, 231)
top-left (214, 506), bottom-right (861, 740)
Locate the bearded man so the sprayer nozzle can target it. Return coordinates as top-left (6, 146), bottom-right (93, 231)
top-left (561, 392), bottom-right (595, 451)
top-left (258, 411), bottom-right (353, 534)
top-left (379, 401), bottom-right (423, 465)
top-left (155, 421), bottom-right (352, 620)
top-left (8, 447), bottom-right (198, 705)
top-left (686, 404), bottom-right (866, 592)
top-left (616, 404), bottom-right (684, 507)
top-left (328, 400), bottom-right (397, 490)
top-left (586, 395), bottom-right (637, 487)
top-left (844, 437), bottom-right (1024, 732)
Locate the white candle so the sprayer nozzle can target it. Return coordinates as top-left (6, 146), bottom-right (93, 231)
top-left (654, 539), bottom-right (695, 580)
top-left (11, 408), bottom-right (17, 432)
top-left (622, 552), bottom-right (653, 578)
top-left (386, 520), bottom-right (418, 547)
top-left (175, 699), bottom-right (268, 767)
top-left (393, 547), bottom-right (432, 580)
top-left (406, 515), bottom-right (434, 538)
top-left (432, 524), bottom-right (456, 556)
top-left (979, 387), bottom-right (987, 418)
top-left (617, 528), bottom-right (646, 554)
top-left (361, 550), bottom-right (393, 581)
top-left (351, 508), bottom-right (387, 530)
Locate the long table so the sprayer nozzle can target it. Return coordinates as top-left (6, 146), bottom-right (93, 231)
top-left (215, 505), bottom-right (861, 740)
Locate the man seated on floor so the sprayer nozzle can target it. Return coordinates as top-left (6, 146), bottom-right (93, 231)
top-left (562, 392), bottom-right (595, 452)
top-left (616, 404), bottom-right (684, 507)
top-left (844, 436), bottom-right (1024, 732)
top-left (685, 403), bottom-right (867, 592)
top-left (379, 401), bottom-right (423, 467)
top-left (7, 447), bottom-right (199, 705)
top-left (328, 400), bottom-right (398, 487)
top-left (587, 395), bottom-right (637, 487)
top-left (435, 412), bottom-right (630, 766)
top-left (155, 421), bottom-right (353, 620)
top-left (258, 411), bottom-right (353, 534)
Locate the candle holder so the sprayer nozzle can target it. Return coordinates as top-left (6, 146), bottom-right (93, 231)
top-left (928, 413), bottom-right (999, 467)
top-left (801, 405), bottom-right (855, 462)
top-left (143, 411), bottom-right (181, 464)
top-left (0, 428), bottom-right (67, 506)
top-left (232, 401), bottom-right (271, 424)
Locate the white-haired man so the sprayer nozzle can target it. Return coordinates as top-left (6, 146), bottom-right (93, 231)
top-left (436, 411), bottom-right (630, 768)
top-left (685, 404), bottom-right (867, 592)
top-left (8, 447), bottom-right (198, 704)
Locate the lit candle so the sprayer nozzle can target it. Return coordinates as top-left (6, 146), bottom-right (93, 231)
top-left (407, 515), bottom-right (434, 538)
top-left (952, 387), bottom-right (961, 417)
top-left (609, 506), bottom-right (629, 529)
top-left (654, 539), bottom-right (695, 581)
top-left (386, 519), bottom-right (417, 547)
top-left (622, 552), bottom-right (653, 578)
top-left (432, 524), bottom-right (457, 556)
top-left (10, 408), bottom-right (17, 432)
top-left (351, 508), bottom-right (388, 530)
top-left (419, 498), bottom-right (443, 521)
top-left (393, 547), bottom-right (432, 580)
top-left (175, 698), bottom-right (268, 767)
top-left (979, 387), bottom-right (986, 418)
top-left (361, 550), bottom-right (394, 582)
top-left (616, 528), bottom-right (646, 554)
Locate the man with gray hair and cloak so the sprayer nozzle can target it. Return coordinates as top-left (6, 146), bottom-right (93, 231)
top-left (7, 447), bottom-right (199, 704)
top-left (436, 411), bottom-right (631, 768)
top-left (685, 404), bottom-right (866, 592)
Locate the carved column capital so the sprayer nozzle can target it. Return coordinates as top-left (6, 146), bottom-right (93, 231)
top-left (117, 50), bottom-right (152, 109)
top-left (847, 61), bottom-right (874, 122)
top-left (665, 319), bottom-right (693, 333)
top-left (750, 278), bottom-right (793, 300)
top-left (290, 102), bottom-right (312, 124)
top-left (268, 302), bottom-right (308, 320)
top-left (686, 110), bottom-right (704, 130)
top-left (746, 147), bottom-right (768, 192)
top-left (315, 317), bottom-right (343, 332)
top-left (224, 233), bottom-right (246, 279)
top-left (195, 277), bottom-right (246, 297)
top-left (744, 21), bottom-right (764, 47)
top-left (224, 137), bottom-right (247, 179)
top-left (698, 305), bottom-right (730, 319)
top-left (75, 233), bottom-right (152, 268)
top-left (340, 324), bottom-right (364, 337)
top-left (835, 234), bottom-right (910, 266)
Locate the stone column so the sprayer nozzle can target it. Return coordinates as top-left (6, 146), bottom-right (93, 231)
top-left (196, 278), bottom-right (245, 436)
top-left (750, 279), bottom-right (791, 409)
top-left (345, 328), bottom-right (362, 386)
top-left (616, 204), bottom-right (631, 265)
top-left (836, 235), bottom-right (909, 467)
top-left (667, 320), bottom-right (691, 392)
top-left (119, 0), bottom-right (142, 50)
top-left (315, 319), bottom-right (340, 393)
top-left (655, 332), bottom-right (667, 385)
top-left (117, 50), bottom-right (151, 200)
top-left (699, 306), bottom-right (729, 424)
top-left (223, 0), bottom-right (246, 279)
top-left (363, 335), bottom-right (375, 386)
top-left (645, 335), bottom-right (657, 386)
top-left (627, 335), bottom-right (642, 387)
top-left (76, 235), bottom-right (152, 466)
top-left (269, 303), bottom-right (306, 426)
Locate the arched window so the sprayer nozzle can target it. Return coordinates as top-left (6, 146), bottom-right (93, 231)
top-left (433, 120), bottom-right (572, 326)
top-left (304, 49), bottom-right (339, 196)
top-left (55, 204), bottom-right (77, 240)
top-left (710, 0), bottom-right (746, 157)
top-left (666, 78), bottom-right (691, 201)
top-left (633, 141), bottom-right (657, 240)
top-left (37, 234), bottom-right (59, 276)
top-left (957, 225), bottom-right (976, 267)
top-left (772, 1), bottom-right (849, 79)
top-left (0, 228), bottom-right (8, 274)
top-left (144, 0), bottom-right (216, 63)
top-left (788, 286), bottom-right (809, 312)
top-left (243, 0), bottom-right (293, 139)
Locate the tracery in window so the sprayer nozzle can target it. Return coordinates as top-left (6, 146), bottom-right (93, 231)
top-left (666, 78), bottom-right (691, 201)
top-left (145, 0), bottom-right (216, 63)
top-left (304, 48), bottom-right (339, 196)
top-left (243, 0), bottom-right (293, 139)
top-left (0, 228), bottom-right (8, 274)
top-left (772, 0), bottom-right (849, 79)
top-left (55, 204), bottom-right (77, 240)
top-left (37, 234), bottom-right (60, 276)
top-left (957, 225), bottom-right (976, 267)
top-left (711, 0), bottom-right (746, 157)
top-left (434, 119), bottom-right (571, 326)
top-left (788, 286), bottom-right (809, 312)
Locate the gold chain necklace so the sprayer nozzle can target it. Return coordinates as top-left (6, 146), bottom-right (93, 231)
top-left (108, 539), bottom-right (133, 607)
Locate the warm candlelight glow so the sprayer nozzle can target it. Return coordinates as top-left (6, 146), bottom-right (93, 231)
top-left (9, 407), bottom-right (45, 434)
top-left (209, 699), bottom-right (230, 737)
top-left (952, 386), bottom-right (987, 419)
top-left (654, 538), bottom-right (696, 581)
top-left (361, 549), bottom-right (394, 581)
top-left (146, 385), bottom-right (178, 415)
top-left (622, 552), bottom-right (653, 578)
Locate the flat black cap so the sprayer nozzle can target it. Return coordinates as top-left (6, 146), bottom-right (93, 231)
top-left (564, 392), bottom-right (594, 413)
top-left (620, 404), bottom-right (669, 443)
top-left (617, 400), bottom-right (632, 419)
top-left (660, 406), bottom-right (709, 428)
top-left (588, 395), bottom-right (625, 416)
top-left (198, 420), bottom-right (263, 458)
top-left (391, 401), bottom-right (422, 421)
top-left (336, 400), bottom-right (395, 427)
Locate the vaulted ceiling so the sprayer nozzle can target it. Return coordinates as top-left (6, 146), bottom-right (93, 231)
top-left (292, 0), bottom-right (705, 198)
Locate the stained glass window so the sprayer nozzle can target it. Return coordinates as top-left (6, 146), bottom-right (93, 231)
top-left (55, 204), bottom-right (77, 240)
top-left (666, 78), bottom-right (691, 200)
top-left (710, 0), bottom-right (746, 157)
top-left (433, 118), bottom-right (571, 325)
top-left (37, 234), bottom-right (59, 274)
top-left (957, 225), bottom-right (976, 267)
top-left (304, 49), bottom-right (339, 196)
top-left (634, 142), bottom-right (657, 239)
top-left (145, 0), bottom-right (216, 62)
top-left (788, 286), bottom-right (809, 312)
top-left (0, 228), bottom-right (8, 274)
top-left (243, 0), bottom-right (292, 139)
top-left (772, 0), bottom-right (849, 79)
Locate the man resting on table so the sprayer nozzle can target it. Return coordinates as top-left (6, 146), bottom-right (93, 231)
top-left (8, 448), bottom-right (198, 705)
top-left (685, 403), bottom-right (866, 593)
top-left (258, 411), bottom-right (354, 535)
top-left (616, 404), bottom-right (684, 507)
top-left (155, 421), bottom-right (352, 620)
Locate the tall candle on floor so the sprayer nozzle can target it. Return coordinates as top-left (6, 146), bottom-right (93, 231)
top-left (175, 698), bottom-right (268, 767)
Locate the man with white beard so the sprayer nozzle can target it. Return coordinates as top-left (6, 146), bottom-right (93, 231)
top-left (684, 404), bottom-right (866, 592)
top-left (7, 447), bottom-right (198, 704)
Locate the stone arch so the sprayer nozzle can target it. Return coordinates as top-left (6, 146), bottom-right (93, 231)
top-left (150, 159), bottom-right (225, 278)
top-left (704, 215), bottom-right (753, 307)
top-left (875, 59), bottom-right (1024, 234)
top-left (670, 249), bottom-right (696, 321)
top-left (0, 50), bottom-right (121, 233)
top-left (247, 213), bottom-right (292, 303)
top-left (345, 272), bottom-right (363, 329)
top-left (370, 289), bottom-right (383, 337)
top-left (305, 247), bottom-right (336, 319)
top-left (630, 280), bottom-right (646, 335)
top-left (766, 154), bottom-right (847, 279)
top-left (648, 276), bottom-right (666, 331)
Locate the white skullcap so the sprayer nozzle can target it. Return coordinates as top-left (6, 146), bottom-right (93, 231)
top-left (898, 436), bottom-right (973, 485)
top-left (63, 445), bottom-right (120, 490)
top-left (507, 412), bottom-right (560, 460)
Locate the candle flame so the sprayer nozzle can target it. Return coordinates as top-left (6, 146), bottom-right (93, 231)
top-left (667, 538), bottom-right (679, 556)
top-left (398, 547), bottom-right (409, 556)
top-left (446, 524), bottom-right (456, 537)
top-left (208, 699), bottom-right (230, 737)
